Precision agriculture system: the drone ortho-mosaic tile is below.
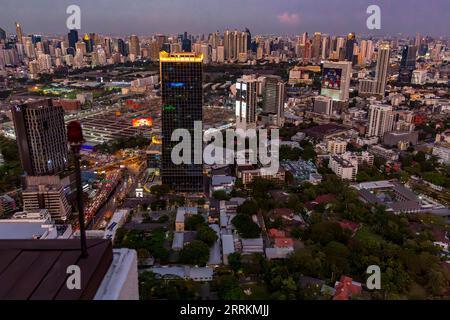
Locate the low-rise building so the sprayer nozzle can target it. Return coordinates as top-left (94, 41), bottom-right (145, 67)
top-left (327, 138), bottom-right (348, 154)
top-left (329, 155), bottom-right (358, 181)
top-left (241, 238), bottom-right (264, 254)
top-left (210, 175), bottom-right (236, 195)
top-left (0, 209), bottom-right (72, 240)
top-left (150, 266), bottom-right (214, 282)
top-left (175, 207), bottom-right (198, 232)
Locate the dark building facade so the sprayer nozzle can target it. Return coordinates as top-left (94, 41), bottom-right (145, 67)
top-left (68, 29), bottom-right (78, 50)
top-left (345, 32), bottom-right (356, 62)
top-left (160, 52), bottom-right (204, 192)
top-left (11, 99), bottom-right (68, 176)
top-left (399, 45), bottom-right (417, 83)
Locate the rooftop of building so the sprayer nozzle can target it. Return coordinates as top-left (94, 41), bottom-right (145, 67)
top-left (0, 239), bottom-right (113, 300)
top-left (302, 123), bottom-right (350, 139)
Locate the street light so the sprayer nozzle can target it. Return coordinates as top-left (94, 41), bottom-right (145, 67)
top-left (67, 120), bottom-right (88, 258)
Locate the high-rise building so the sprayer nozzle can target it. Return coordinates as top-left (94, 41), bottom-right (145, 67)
top-left (75, 41), bottom-right (86, 55)
top-left (313, 95), bottom-right (333, 115)
top-left (67, 29), bottom-right (78, 51)
top-left (301, 32), bottom-right (309, 45)
top-left (311, 32), bottom-right (322, 60)
top-left (0, 28), bottom-right (6, 41)
top-left (336, 36), bottom-right (346, 60)
top-left (210, 31), bottom-right (220, 49)
top-left (160, 52), bottom-right (204, 192)
top-left (235, 77), bottom-right (257, 131)
top-left (261, 76), bottom-right (285, 126)
top-left (11, 99), bottom-right (68, 176)
top-left (320, 61), bottom-right (352, 101)
top-left (345, 32), bottom-right (356, 62)
top-left (373, 43), bottom-right (390, 96)
top-left (15, 22), bottom-right (23, 43)
top-left (83, 34), bottom-right (93, 53)
top-left (22, 176), bottom-right (71, 220)
top-left (367, 104), bottom-right (394, 137)
top-left (399, 45), bottom-right (417, 83)
top-left (129, 35), bottom-right (140, 57)
top-left (321, 35), bottom-right (330, 60)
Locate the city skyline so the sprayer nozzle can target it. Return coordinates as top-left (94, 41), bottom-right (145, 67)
top-left (1, 0), bottom-right (449, 37)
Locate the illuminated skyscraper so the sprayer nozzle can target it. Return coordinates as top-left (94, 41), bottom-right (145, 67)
top-left (320, 61), bottom-right (352, 101)
top-left (83, 34), bottom-right (93, 53)
top-left (345, 32), bottom-right (356, 62)
top-left (15, 22), bottom-right (23, 43)
top-left (160, 52), bottom-right (204, 192)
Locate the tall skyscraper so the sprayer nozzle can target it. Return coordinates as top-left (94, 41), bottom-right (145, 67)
top-left (367, 104), bottom-right (394, 137)
top-left (235, 77), bottom-right (257, 131)
top-left (11, 99), bottom-right (68, 176)
top-left (345, 32), bottom-right (356, 62)
top-left (373, 43), bottom-right (390, 96)
top-left (129, 35), bottom-right (140, 57)
top-left (160, 52), bottom-right (204, 192)
top-left (83, 34), bottom-right (93, 53)
top-left (320, 61), bottom-right (352, 101)
top-left (311, 32), bottom-right (322, 60)
top-left (68, 29), bottom-right (78, 51)
top-left (15, 22), bottom-right (23, 43)
top-left (321, 35), bottom-right (330, 60)
top-left (0, 28), bottom-right (6, 41)
top-left (399, 45), bottom-right (417, 83)
top-left (262, 76), bottom-right (285, 126)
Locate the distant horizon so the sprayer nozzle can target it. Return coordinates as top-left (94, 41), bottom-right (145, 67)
top-left (1, 0), bottom-right (449, 37)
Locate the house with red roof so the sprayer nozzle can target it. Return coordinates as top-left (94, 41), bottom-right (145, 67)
top-left (274, 237), bottom-right (294, 249)
top-left (333, 276), bottom-right (362, 300)
top-left (338, 220), bottom-right (360, 235)
top-left (305, 194), bottom-right (336, 210)
top-left (268, 228), bottom-right (286, 238)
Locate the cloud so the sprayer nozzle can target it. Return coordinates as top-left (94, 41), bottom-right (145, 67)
top-left (277, 12), bottom-right (300, 26)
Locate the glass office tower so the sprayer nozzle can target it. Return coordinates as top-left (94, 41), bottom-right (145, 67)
top-left (160, 51), bottom-right (204, 192)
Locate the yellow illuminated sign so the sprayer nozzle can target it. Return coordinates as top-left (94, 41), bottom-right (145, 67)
top-left (159, 51), bottom-right (203, 63)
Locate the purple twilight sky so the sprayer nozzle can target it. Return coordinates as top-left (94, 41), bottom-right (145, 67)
top-left (1, 0), bottom-right (449, 37)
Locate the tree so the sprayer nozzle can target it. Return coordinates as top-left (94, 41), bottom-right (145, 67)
top-left (179, 240), bottom-right (210, 265)
top-left (139, 271), bottom-right (198, 300)
top-left (413, 151), bottom-right (426, 164)
top-left (426, 268), bottom-right (446, 295)
top-left (217, 275), bottom-right (243, 299)
top-left (150, 184), bottom-right (171, 197)
top-left (307, 222), bottom-right (350, 246)
top-left (137, 248), bottom-right (150, 265)
top-left (280, 145), bottom-right (302, 161)
top-left (212, 190), bottom-right (230, 201)
top-left (231, 214), bottom-right (261, 238)
top-left (228, 252), bottom-right (242, 273)
top-left (237, 199), bottom-right (258, 215)
top-left (185, 214), bottom-right (205, 231)
top-left (196, 225), bottom-right (218, 247)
